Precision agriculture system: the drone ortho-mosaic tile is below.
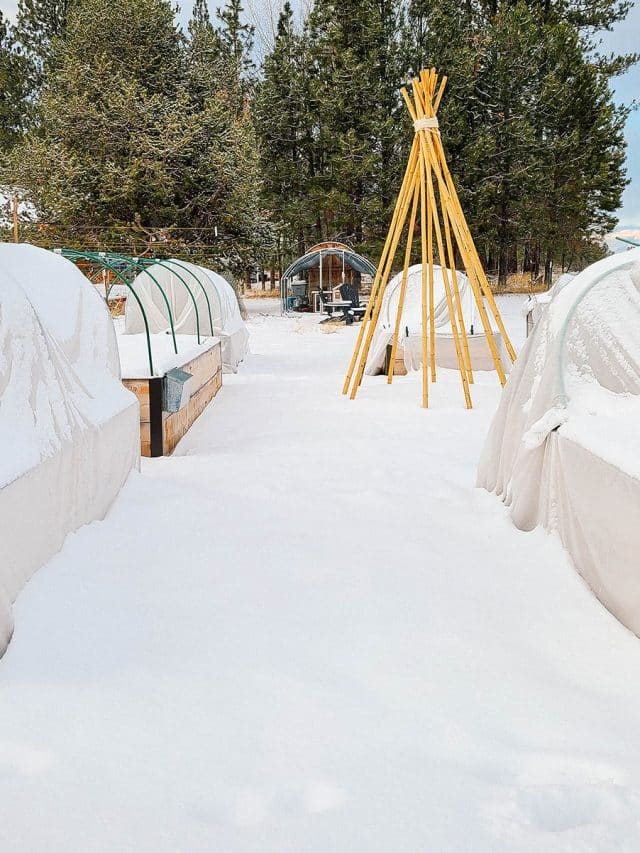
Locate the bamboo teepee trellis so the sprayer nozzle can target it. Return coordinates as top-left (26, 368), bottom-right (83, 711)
top-left (342, 69), bottom-right (516, 408)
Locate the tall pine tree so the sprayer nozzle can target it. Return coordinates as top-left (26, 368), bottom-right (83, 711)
top-left (216, 0), bottom-right (255, 111)
top-left (301, 0), bottom-right (405, 258)
top-left (0, 12), bottom-right (28, 152)
top-left (14, 0), bottom-right (74, 92)
top-left (255, 1), bottom-right (310, 263)
top-left (405, 0), bottom-right (635, 284)
top-left (183, 0), bottom-right (272, 274)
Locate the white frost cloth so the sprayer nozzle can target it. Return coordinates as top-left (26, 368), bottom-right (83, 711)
top-left (124, 260), bottom-right (249, 373)
top-left (478, 248), bottom-right (640, 634)
top-left (401, 330), bottom-right (509, 373)
top-left (0, 243), bottom-right (139, 655)
top-left (366, 264), bottom-right (510, 375)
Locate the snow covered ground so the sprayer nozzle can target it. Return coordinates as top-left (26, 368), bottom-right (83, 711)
top-left (2, 295), bottom-right (640, 852)
top-left (116, 329), bottom-right (221, 379)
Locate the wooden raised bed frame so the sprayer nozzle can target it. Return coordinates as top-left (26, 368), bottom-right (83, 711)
top-left (123, 341), bottom-right (222, 457)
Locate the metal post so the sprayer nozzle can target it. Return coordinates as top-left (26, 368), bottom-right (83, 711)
top-left (12, 196), bottom-right (19, 243)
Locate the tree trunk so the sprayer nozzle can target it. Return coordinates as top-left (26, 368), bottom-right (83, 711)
top-left (544, 247), bottom-right (553, 288)
top-left (509, 244), bottom-right (518, 274)
top-left (497, 243), bottom-right (509, 291)
top-left (531, 242), bottom-right (540, 280)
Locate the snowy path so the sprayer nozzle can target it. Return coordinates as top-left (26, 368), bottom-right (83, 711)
top-left (3, 298), bottom-right (640, 852)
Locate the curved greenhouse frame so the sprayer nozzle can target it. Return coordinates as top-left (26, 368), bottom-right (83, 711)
top-left (280, 242), bottom-right (377, 313)
top-left (124, 259), bottom-right (249, 373)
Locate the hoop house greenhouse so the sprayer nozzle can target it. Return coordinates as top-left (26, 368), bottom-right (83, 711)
top-left (124, 260), bottom-right (249, 373)
top-left (479, 247), bottom-right (640, 635)
top-left (0, 243), bottom-right (139, 656)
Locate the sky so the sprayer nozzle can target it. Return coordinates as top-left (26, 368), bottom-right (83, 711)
top-left (600, 2), bottom-right (640, 246)
top-left (1, 0), bottom-right (638, 244)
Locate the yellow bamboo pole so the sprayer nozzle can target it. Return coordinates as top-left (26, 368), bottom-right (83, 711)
top-left (419, 131), bottom-right (472, 408)
top-left (349, 158), bottom-right (422, 399)
top-left (387, 173), bottom-right (421, 384)
top-left (342, 139), bottom-right (418, 394)
top-left (410, 76), bottom-right (431, 402)
top-left (420, 69), bottom-right (464, 384)
top-left (432, 134), bottom-right (516, 364)
top-left (407, 77), bottom-right (438, 381)
top-left (412, 76), bottom-right (471, 408)
top-left (441, 195), bottom-right (473, 384)
top-left (342, 135), bottom-right (421, 395)
top-left (343, 66), bottom-right (516, 406)
top-left (414, 72), bottom-right (428, 113)
top-left (424, 129), bottom-right (507, 383)
top-left (420, 68), bottom-right (432, 104)
top-left (445, 151), bottom-right (516, 361)
top-left (432, 74), bottom-right (447, 114)
top-left (427, 153), bottom-right (436, 382)
top-left (418, 123), bottom-right (429, 408)
top-left (412, 72), bottom-right (508, 383)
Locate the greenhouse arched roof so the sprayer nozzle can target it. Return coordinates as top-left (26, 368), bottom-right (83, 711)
top-left (281, 242), bottom-right (376, 280)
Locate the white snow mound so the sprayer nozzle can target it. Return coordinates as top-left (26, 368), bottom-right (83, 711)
top-left (124, 259), bottom-right (249, 373)
top-left (0, 243), bottom-right (139, 655)
top-left (478, 247), bottom-right (640, 634)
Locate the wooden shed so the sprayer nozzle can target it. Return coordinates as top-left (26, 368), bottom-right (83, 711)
top-left (280, 241), bottom-right (376, 312)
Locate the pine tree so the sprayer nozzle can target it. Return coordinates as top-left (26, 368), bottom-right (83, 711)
top-left (216, 0), bottom-right (255, 108)
top-left (532, 19), bottom-right (630, 278)
top-left (184, 0), bottom-right (272, 273)
top-left (58, 0), bottom-right (183, 95)
top-left (14, 0), bottom-right (73, 91)
top-left (301, 0), bottom-right (405, 258)
top-left (255, 2), bottom-right (310, 262)
top-left (0, 12), bottom-right (28, 152)
top-left (2, 0), bottom-right (271, 271)
top-left (405, 0), bottom-right (635, 284)
top-left (187, 0), bottom-right (227, 108)
top-left (3, 0), bottom-right (186, 245)
top-left (14, 0), bottom-right (72, 54)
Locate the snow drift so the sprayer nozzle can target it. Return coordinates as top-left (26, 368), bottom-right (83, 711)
top-left (478, 248), bottom-right (640, 634)
top-left (522, 271), bottom-right (576, 331)
top-left (124, 260), bottom-right (249, 373)
top-left (365, 263), bottom-right (510, 375)
top-left (0, 243), bottom-right (139, 655)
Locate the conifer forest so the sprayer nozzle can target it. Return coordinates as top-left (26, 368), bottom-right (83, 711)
top-left (0, 0), bottom-right (636, 286)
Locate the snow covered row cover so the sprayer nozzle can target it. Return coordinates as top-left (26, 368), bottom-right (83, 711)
top-left (0, 244), bottom-right (139, 655)
top-left (124, 260), bottom-right (249, 373)
top-left (365, 264), bottom-right (511, 375)
top-left (479, 248), bottom-right (640, 634)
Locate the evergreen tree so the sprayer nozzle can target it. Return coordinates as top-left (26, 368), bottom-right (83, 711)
top-left (14, 0), bottom-right (73, 90)
top-left (3, 0), bottom-right (186, 244)
top-left (405, 0), bottom-right (635, 284)
top-left (0, 12), bottom-right (29, 152)
top-left (301, 0), bottom-right (405, 258)
top-left (255, 1), bottom-right (310, 261)
top-left (216, 0), bottom-right (255, 107)
top-left (2, 0), bottom-right (270, 272)
top-left (185, 0), bottom-right (272, 273)
top-left (533, 18), bottom-right (630, 279)
top-left (187, 0), bottom-right (226, 108)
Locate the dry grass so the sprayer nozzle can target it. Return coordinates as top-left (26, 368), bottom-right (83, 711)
top-left (319, 322), bottom-right (341, 334)
top-left (244, 289), bottom-right (281, 299)
top-left (490, 273), bottom-right (549, 294)
top-left (108, 298), bottom-right (126, 317)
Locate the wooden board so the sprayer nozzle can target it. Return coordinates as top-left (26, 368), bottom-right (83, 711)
top-left (123, 340), bottom-right (223, 457)
top-left (162, 368), bottom-right (222, 455)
